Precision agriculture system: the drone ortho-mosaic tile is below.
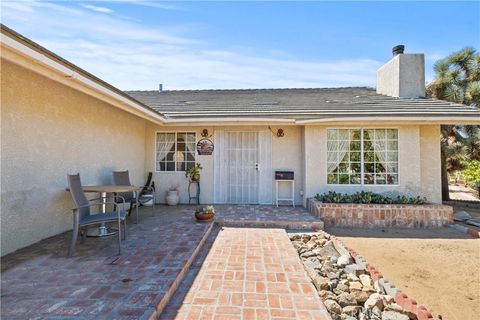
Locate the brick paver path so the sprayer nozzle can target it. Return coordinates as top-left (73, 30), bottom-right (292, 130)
top-left (1, 206), bottom-right (211, 320)
top-left (168, 227), bottom-right (330, 320)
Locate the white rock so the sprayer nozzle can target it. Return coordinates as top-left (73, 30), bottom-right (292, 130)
top-left (364, 293), bottom-right (384, 310)
top-left (359, 274), bottom-right (373, 287)
top-left (381, 310), bottom-right (410, 320)
top-left (347, 273), bottom-right (360, 282)
top-left (337, 254), bottom-right (352, 267)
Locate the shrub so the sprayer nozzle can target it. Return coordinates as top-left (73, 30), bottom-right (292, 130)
top-left (314, 191), bottom-right (427, 205)
top-left (461, 161), bottom-right (480, 196)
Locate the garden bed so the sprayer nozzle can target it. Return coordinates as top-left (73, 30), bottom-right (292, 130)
top-left (307, 198), bottom-right (453, 228)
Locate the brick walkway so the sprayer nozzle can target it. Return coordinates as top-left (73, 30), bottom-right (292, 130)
top-left (163, 227), bottom-right (330, 320)
top-left (1, 206), bottom-right (212, 320)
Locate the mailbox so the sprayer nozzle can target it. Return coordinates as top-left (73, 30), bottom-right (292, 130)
top-left (275, 171), bottom-right (294, 180)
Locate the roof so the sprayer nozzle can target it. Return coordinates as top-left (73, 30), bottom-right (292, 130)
top-left (2, 24), bottom-right (479, 125)
top-left (126, 88), bottom-right (480, 123)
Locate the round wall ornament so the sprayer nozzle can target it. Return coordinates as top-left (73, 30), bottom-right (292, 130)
top-left (196, 138), bottom-right (214, 155)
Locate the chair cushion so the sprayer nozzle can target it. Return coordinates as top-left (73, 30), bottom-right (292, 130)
top-left (80, 211), bottom-right (127, 226)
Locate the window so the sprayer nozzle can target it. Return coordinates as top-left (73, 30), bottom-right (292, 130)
top-left (156, 132), bottom-right (196, 172)
top-left (327, 129), bottom-right (398, 185)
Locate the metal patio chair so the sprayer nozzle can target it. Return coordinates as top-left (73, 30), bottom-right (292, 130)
top-left (66, 174), bottom-right (127, 257)
top-left (113, 171), bottom-right (155, 223)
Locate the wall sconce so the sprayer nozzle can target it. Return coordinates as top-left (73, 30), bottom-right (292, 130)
top-left (276, 128), bottom-right (284, 138)
top-left (201, 129), bottom-right (209, 137)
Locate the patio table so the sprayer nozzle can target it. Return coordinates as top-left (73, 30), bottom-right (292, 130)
top-left (65, 185), bottom-right (140, 237)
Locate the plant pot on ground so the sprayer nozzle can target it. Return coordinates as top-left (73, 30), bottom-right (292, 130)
top-left (166, 185), bottom-right (180, 206)
top-left (195, 205), bottom-right (215, 222)
top-left (185, 163), bottom-right (203, 182)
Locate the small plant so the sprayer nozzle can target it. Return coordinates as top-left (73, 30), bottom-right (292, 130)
top-left (195, 205), bottom-right (215, 215)
top-left (314, 191), bottom-right (427, 205)
top-left (185, 163), bottom-right (203, 181)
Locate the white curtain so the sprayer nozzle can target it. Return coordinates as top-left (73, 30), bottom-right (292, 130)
top-left (373, 129), bottom-right (387, 167)
top-left (327, 130), bottom-right (350, 173)
top-left (156, 134), bottom-right (175, 163)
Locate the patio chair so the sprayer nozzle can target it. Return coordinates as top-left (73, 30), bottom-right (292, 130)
top-left (113, 171), bottom-right (155, 223)
top-left (67, 174), bottom-right (127, 257)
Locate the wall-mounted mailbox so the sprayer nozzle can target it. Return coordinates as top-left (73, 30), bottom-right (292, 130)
top-left (275, 171), bottom-right (294, 180)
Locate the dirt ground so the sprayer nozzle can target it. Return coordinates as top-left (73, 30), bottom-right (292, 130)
top-left (327, 227), bottom-right (480, 320)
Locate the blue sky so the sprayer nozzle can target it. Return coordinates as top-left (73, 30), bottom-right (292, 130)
top-left (1, 1), bottom-right (479, 90)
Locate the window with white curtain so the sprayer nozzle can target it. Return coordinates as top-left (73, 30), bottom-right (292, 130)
top-left (327, 129), bottom-right (398, 185)
top-left (156, 132), bottom-right (196, 172)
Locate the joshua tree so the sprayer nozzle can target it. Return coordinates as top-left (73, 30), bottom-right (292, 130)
top-left (427, 47), bottom-right (480, 200)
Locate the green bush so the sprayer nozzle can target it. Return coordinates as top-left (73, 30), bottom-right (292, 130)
top-left (314, 191), bottom-right (427, 205)
top-left (461, 161), bottom-right (480, 196)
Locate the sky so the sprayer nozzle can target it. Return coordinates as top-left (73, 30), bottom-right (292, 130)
top-left (1, 0), bottom-right (479, 90)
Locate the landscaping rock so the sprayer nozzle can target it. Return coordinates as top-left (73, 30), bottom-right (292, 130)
top-left (318, 241), bottom-right (341, 258)
top-left (345, 263), bottom-right (365, 276)
top-left (347, 273), bottom-right (360, 282)
top-left (350, 289), bottom-right (369, 304)
top-left (337, 254), bottom-right (352, 267)
top-left (364, 293), bottom-right (384, 310)
top-left (324, 299), bottom-right (342, 314)
top-left (342, 305), bottom-right (361, 316)
top-left (359, 274), bottom-right (373, 287)
top-left (304, 257), bottom-right (321, 269)
top-left (349, 281), bottom-right (363, 291)
top-left (319, 290), bottom-right (337, 300)
top-left (313, 275), bottom-right (330, 291)
top-left (381, 310), bottom-right (410, 320)
top-left (336, 292), bottom-right (357, 307)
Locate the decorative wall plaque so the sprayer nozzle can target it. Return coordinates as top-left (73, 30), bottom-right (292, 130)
top-left (196, 138), bottom-right (214, 155)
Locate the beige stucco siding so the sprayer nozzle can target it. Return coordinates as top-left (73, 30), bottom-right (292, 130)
top-left (145, 124), bottom-right (305, 205)
top-left (303, 125), bottom-right (441, 204)
top-left (1, 59), bottom-right (147, 255)
top-left (420, 125), bottom-right (442, 203)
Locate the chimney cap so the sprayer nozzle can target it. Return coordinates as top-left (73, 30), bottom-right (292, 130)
top-left (392, 45), bottom-right (405, 56)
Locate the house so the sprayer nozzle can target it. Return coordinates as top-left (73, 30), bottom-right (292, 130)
top-left (1, 24), bottom-right (480, 255)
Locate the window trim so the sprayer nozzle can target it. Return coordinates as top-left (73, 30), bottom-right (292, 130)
top-left (325, 127), bottom-right (400, 186)
top-left (155, 131), bottom-right (197, 173)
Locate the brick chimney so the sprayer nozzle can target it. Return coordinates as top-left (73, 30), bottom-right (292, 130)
top-left (376, 45), bottom-right (425, 98)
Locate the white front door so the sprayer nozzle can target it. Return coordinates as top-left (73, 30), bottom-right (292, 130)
top-left (214, 130), bottom-right (272, 204)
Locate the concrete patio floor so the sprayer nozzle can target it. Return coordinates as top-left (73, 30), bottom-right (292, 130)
top-left (1, 204), bottom-right (323, 320)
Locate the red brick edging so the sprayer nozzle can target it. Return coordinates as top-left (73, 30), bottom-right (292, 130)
top-left (307, 198), bottom-right (453, 228)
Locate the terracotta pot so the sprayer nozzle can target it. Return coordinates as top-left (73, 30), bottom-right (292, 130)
top-left (166, 190), bottom-right (179, 206)
top-left (195, 211), bottom-right (214, 221)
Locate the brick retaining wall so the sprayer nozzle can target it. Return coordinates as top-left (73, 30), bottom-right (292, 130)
top-left (307, 198), bottom-right (453, 228)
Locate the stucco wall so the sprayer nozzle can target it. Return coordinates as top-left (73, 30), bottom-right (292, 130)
top-left (420, 125), bottom-right (442, 203)
top-left (144, 124), bottom-right (305, 205)
top-left (303, 125), bottom-right (441, 204)
top-left (1, 59), bottom-right (147, 256)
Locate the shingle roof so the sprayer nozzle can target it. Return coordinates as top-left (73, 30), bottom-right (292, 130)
top-left (126, 87), bottom-right (480, 121)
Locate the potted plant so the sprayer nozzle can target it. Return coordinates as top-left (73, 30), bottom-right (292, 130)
top-left (185, 163), bottom-right (203, 182)
top-left (195, 205), bottom-right (215, 222)
top-left (166, 184), bottom-right (180, 206)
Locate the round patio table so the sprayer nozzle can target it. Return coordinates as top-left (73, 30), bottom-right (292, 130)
top-left (65, 185), bottom-right (140, 237)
